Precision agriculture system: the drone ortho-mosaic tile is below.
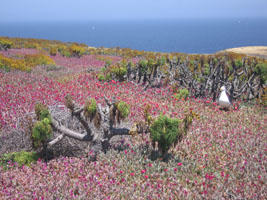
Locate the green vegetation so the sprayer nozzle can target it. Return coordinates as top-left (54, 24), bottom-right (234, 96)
top-left (174, 88), bottom-right (189, 100)
top-left (158, 56), bottom-right (166, 66)
top-left (116, 101), bottom-right (130, 120)
top-left (58, 46), bottom-right (71, 57)
top-left (204, 63), bottom-right (210, 75)
top-left (0, 38), bottom-right (13, 50)
top-left (0, 62), bottom-right (11, 72)
top-left (84, 98), bottom-right (97, 120)
top-left (69, 44), bottom-right (86, 57)
top-left (150, 114), bottom-right (181, 155)
top-left (97, 60), bottom-right (128, 81)
top-left (0, 53), bottom-right (55, 72)
top-left (144, 104), bottom-right (153, 126)
top-left (32, 103), bottom-right (52, 148)
top-left (235, 60), bottom-right (243, 68)
top-left (0, 151), bottom-right (39, 168)
top-left (49, 47), bottom-right (57, 56)
top-left (32, 118), bottom-right (52, 148)
top-left (258, 87), bottom-right (267, 106)
top-left (24, 54), bottom-right (55, 67)
top-left (35, 103), bottom-right (52, 122)
top-left (97, 74), bottom-right (106, 81)
top-left (254, 63), bottom-right (267, 84)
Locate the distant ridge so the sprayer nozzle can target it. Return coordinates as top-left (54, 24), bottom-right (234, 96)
top-left (221, 46), bottom-right (267, 59)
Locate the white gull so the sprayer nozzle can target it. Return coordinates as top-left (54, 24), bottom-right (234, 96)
top-left (219, 86), bottom-right (231, 109)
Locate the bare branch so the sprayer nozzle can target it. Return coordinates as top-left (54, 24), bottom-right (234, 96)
top-left (47, 134), bottom-right (65, 148)
top-left (51, 119), bottom-right (92, 141)
top-left (110, 128), bottom-right (129, 137)
top-left (69, 102), bottom-right (92, 136)
top-left (104, 95), bottom-right (112, 107)
top-left (73, 106), bottom-right (84, 114)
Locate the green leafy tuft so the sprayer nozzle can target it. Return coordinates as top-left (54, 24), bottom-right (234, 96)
top-left (174, 88), bottom-right (189, 100)
top-left (117, 101), bottom-right (130, 120)
top-left (35, 103), bottom-right (51, 122)
top-left (0, 151), bottom-right (39, 168)
top-left (32, 118), bottom-right (52, 148)
top-left (150, 114), bottom-right (181, 155)
top-left (84, 98), bottom-right (97, 121)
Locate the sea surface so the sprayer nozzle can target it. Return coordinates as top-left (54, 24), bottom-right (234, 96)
top-left (1, 18), bottom-right (267, 54)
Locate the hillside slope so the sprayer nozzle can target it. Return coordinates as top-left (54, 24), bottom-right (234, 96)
top-left (221, 46), bottom-right (267, 59)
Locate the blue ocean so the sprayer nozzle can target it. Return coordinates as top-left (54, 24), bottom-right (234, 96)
top-left (0, 18), bottom-right (267, 54)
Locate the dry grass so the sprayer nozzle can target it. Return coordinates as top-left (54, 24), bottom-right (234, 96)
top-left (221, 46), bottom-right (267, 59)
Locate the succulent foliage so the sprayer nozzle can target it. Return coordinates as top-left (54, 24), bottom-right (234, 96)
top-left (116, 101), bottom-right (130, 120)
top-left (84, 98), bottom-right (97, 121)
top-left (32, 118), bottom-right (52, 148)
top-left (0, 151), bottom-right (39, 168)
top-left (174, 88), bottom-right (189, 100)
top-left (150, 114), bottom-right (181, 155)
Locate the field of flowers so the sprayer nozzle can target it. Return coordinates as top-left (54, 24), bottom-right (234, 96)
top-left (0, 47), bottom-right (266, 199)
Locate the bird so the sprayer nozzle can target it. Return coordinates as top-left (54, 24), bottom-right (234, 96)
top-left (218, 86), bottom-right (231, 110)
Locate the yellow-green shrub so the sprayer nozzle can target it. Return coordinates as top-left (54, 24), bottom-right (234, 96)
top-left (24, 54), bottom-right (55, 67)
top-left (174, 88), bottom-right (189, 100)
top-left (0, 54), bottom-right (55, 71)
top-left (116, 101), bottom-right (130, 120)
top-left (0, 38), bottom-right (13, 50)
top-left (49, 47), bottom-right (57, 56)
top-left (0, 54), bottom-right (28, 71)
top-left (0, 151), bottom-right (39, 167)
top-left (69, 45), bottom-right (86, 57)
top-left (84, 98), bottom-right (97, 120)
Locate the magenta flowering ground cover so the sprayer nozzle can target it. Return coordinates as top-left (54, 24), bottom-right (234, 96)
top-left (0, 48), bottom-right (266, 199)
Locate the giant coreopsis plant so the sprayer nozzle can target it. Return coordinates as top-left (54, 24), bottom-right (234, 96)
top-left (149, 110), bottom-right (195, 157)
top-left (31, 95), bottom-right (139, 160)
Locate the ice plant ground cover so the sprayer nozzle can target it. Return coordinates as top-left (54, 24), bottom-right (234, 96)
top-left (0, 48), bottom-right (266, 199)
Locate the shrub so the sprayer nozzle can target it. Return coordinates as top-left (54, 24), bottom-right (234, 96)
top-left (0, 53), bottom-right (55, 72)
top-left (254, 63), bottom-right (267, 84)
top-left (69, 45), bottom-right (86, 57)
top-left (32, 118), bottom-right (52, 148)
top-left (174, 88), bottom-right (189, 100)
top-left (105, 60), bottom-right (112, 67)
top-left (148, 58), bottom-right (155, 67)
top-left (150, 114), bottom-right (181, 155)
top-left (24, 54), bottom-right (55, 67)
top-left (58, 46), bottom-right (71, 57)
top-left (97, 74), bottom-right (105, 81)
top-left (144, 104), bottom-right (153, 126)
top-left (0, 38), bottom-right (13, 50)
top-left (25, 42), bottom-right (40, 49)
top-left (100, 67), bottom-right (107, 73)
top-left (139, 60), bottom-right (148, 73)
top-left (204, 63), bottom-right (210, 75)
top-left (158, 56), bottom-right (166, 66)
top-left (258, 87), bottom-right (267, 107)
top-left (235, 60), bottom-right (243, 68)
top-left (109, 64), bottom-right (127, 79)
top-left (0, 61), bottom-right (11, 72)
top-left (0, 151), bottom-right (39, 167)
top-left (116, 101), bottom-right (130, 120)
top-left (49, 47), bottom-right (57, 56)
top-left (0, 54), bottom-right (28, 71)
top-left (84, 98), bottom-right (97, 120)
top-left (35, 103), bottom-right (51, 122)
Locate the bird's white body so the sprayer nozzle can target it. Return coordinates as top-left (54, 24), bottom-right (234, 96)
top-left (219, 86), bottom-right (231, 109)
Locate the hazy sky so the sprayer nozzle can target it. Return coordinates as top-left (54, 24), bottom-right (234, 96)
top-left (1, 0), bottom-right (267, 22)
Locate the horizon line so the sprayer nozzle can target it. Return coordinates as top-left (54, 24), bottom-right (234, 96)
top-left (1, 16), bottom-right (267, 23)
